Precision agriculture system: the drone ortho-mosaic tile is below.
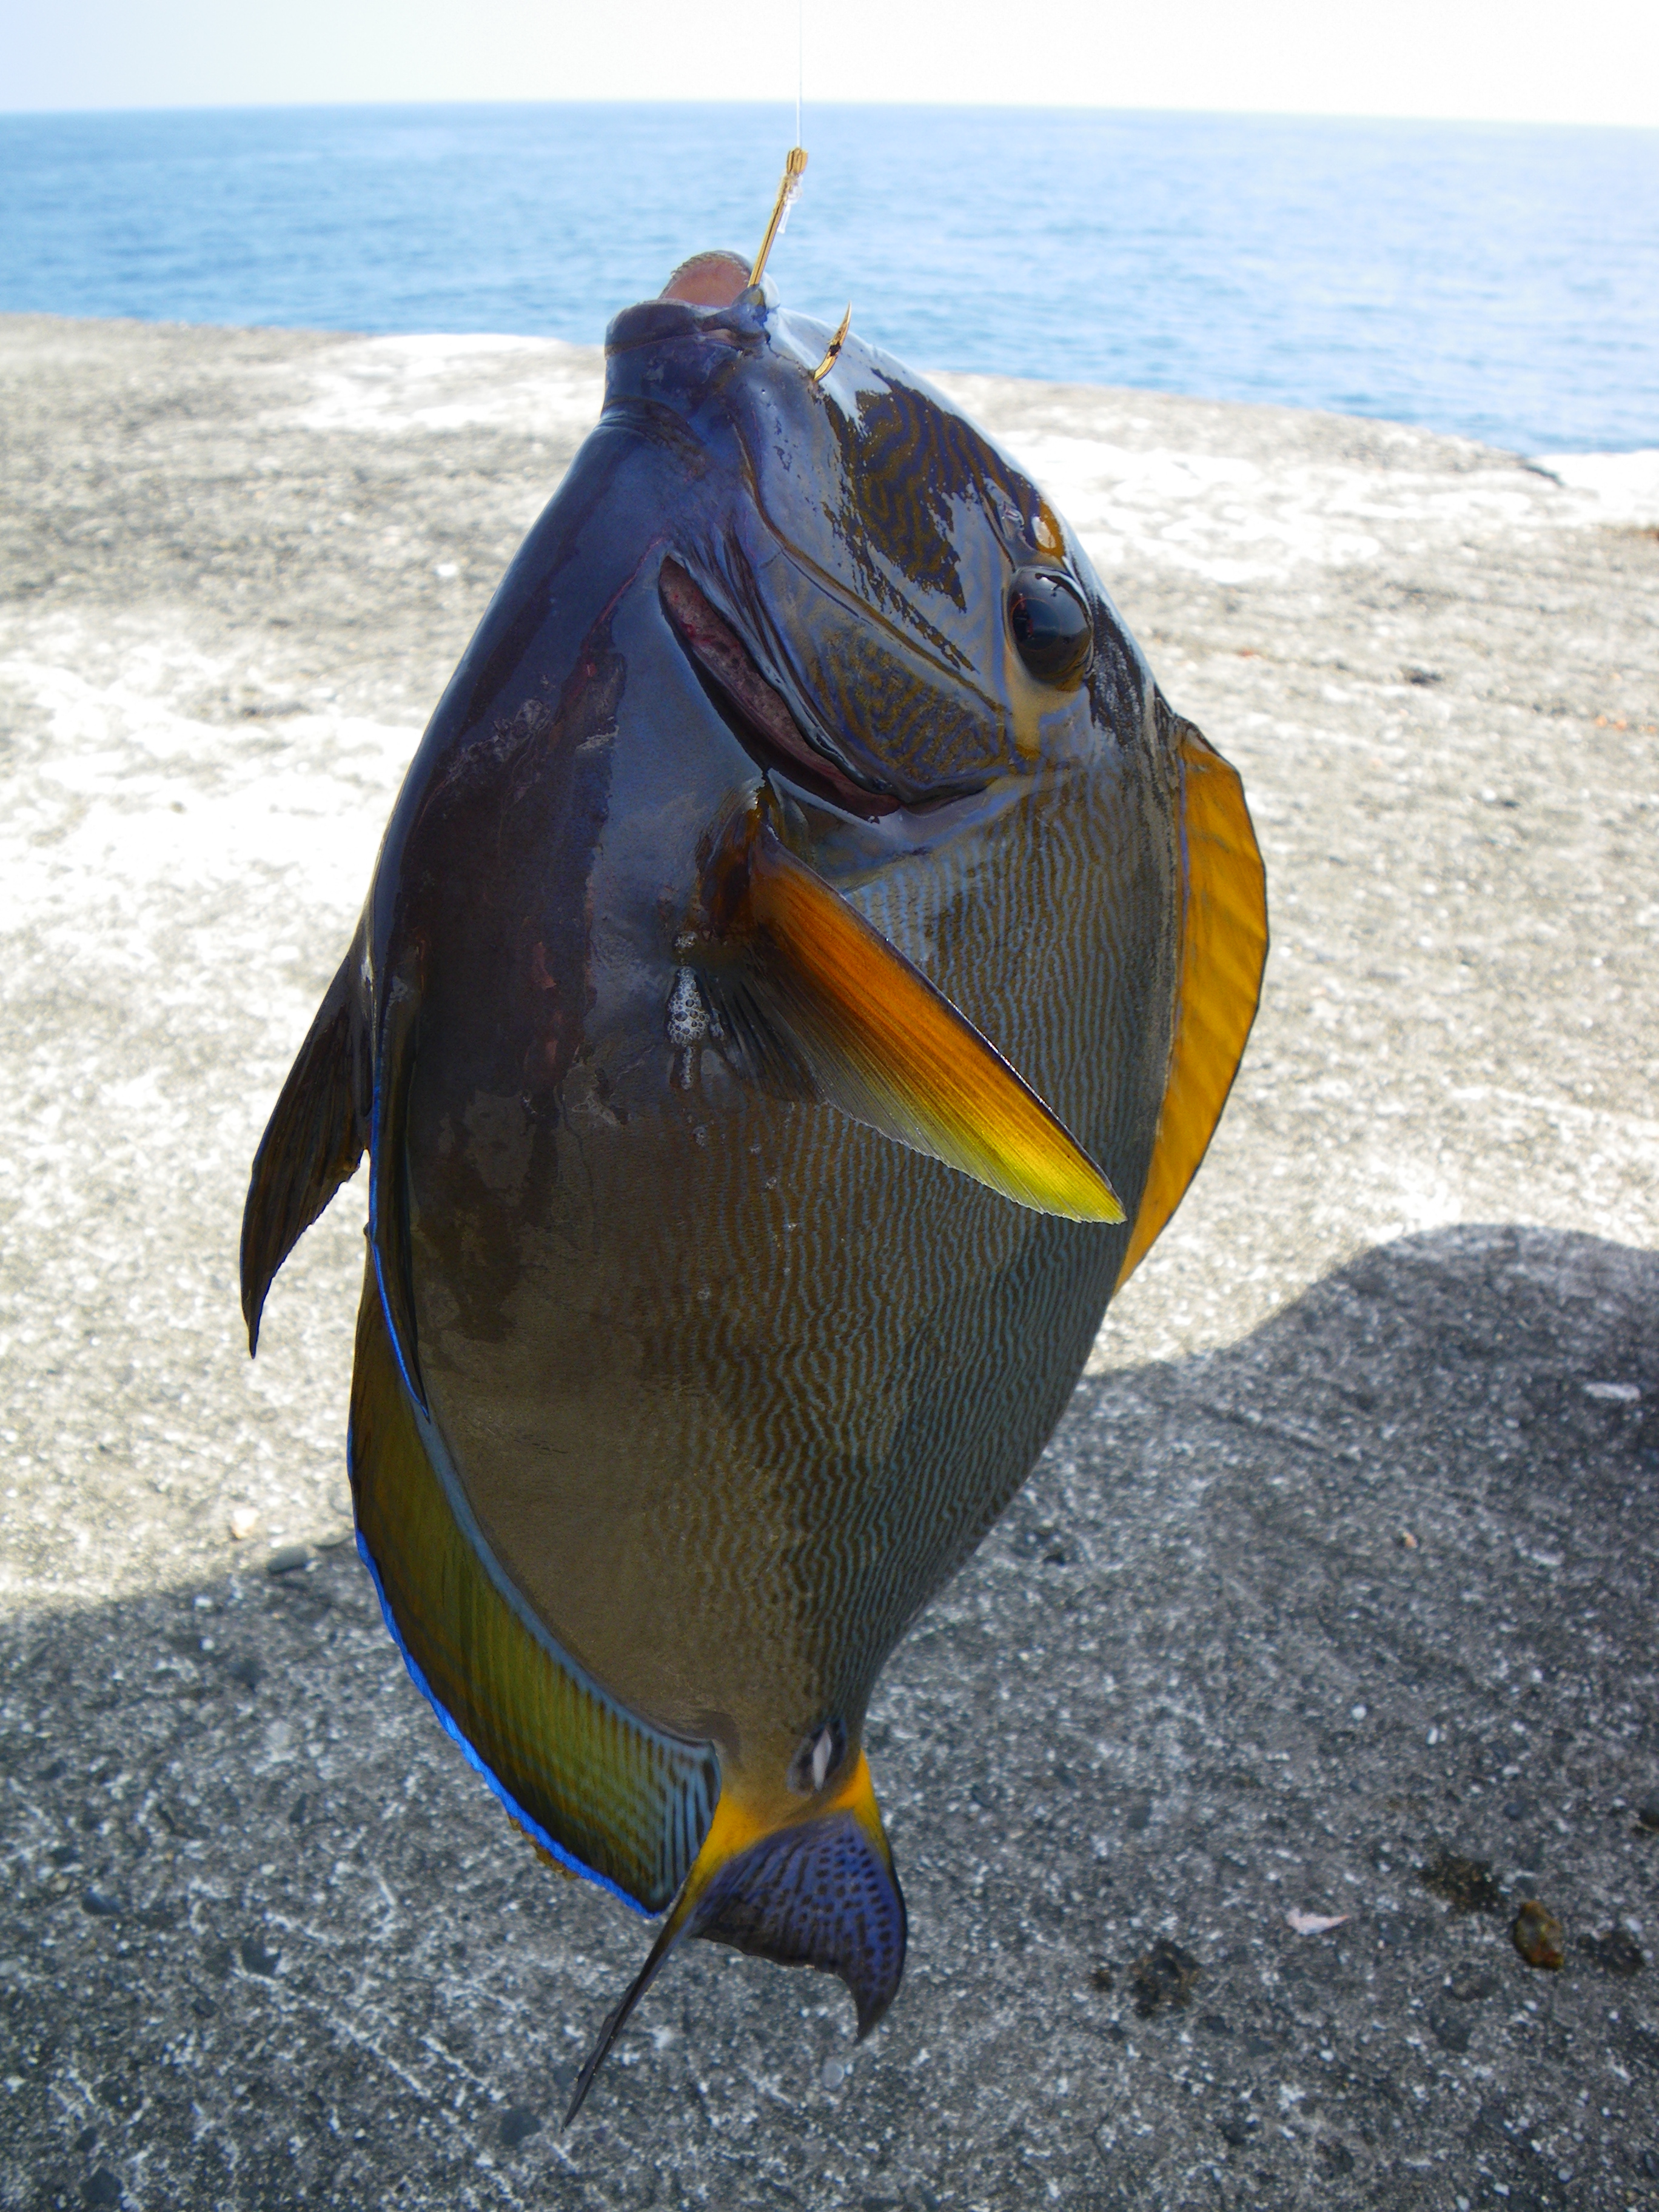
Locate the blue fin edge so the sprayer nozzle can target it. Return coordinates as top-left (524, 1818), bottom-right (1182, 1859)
top-left (354, 1527), bottom-right (653, 1921)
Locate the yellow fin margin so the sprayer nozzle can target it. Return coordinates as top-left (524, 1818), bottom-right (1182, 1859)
top-left (1116, 716), bottom-right (1268, 1288)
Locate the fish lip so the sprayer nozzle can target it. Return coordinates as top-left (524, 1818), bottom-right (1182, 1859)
top-left (659, 556), bottom-right (913, 821)
top-left (606, 288), bottom-right (771, 357)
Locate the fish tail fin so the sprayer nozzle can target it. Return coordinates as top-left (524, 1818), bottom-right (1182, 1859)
top-left (567, 1752), bottom-right (905, 2125)
top-left (241, 929), bottom-right (369, 1353)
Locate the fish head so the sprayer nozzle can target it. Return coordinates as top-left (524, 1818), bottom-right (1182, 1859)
top-left (602, 272), bottom-right (1150, 819)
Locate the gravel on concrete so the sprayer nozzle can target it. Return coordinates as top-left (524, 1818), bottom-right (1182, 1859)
top-left (1, 313), bottom-right (1657, 2212)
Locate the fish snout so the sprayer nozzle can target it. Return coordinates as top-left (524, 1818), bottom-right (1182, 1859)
top-left (660, 251), bottom-right (752, 307)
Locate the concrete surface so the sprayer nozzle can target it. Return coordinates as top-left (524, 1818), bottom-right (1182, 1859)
top-left (1, 314), bottom-right (1657, 2211)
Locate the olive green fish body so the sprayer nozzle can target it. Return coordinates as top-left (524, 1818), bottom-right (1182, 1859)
top-left (412, 756), bottom-right (1178, 1771)
top-left (243, 270), bottom-right (1265, 2106)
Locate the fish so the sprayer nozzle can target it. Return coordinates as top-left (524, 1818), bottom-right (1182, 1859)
top-left (240, 244), bottom-right (1267, 2118)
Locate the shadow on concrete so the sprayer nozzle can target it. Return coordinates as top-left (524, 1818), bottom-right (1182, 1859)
top-left (2, 1225), bottom-right (1656, 2210)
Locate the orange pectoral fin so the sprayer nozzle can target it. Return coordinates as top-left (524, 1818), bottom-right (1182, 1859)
top-left (693, 803), bottom-right (1124, 1225)
top-left (1116, 714), bottom-right (1268, 1289)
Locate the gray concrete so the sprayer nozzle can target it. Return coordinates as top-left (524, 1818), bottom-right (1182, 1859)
top-left (1, 315), bottom-right (1657, 2211)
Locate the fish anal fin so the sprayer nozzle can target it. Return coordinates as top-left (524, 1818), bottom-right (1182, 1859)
top-left (567, 1752), bottom-right (906, 2125)
top-left (349, 1269), bottom-right (719, 1931)
top-left (1116, 710), bottom-right (1268, 1289)
top-left (241, 931), bottom-right (369, 1355)
top-left (692, 802), bottom-right (1122, 1224)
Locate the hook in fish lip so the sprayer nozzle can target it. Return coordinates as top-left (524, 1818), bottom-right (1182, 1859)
top-left (811, 304), bottom-right (853, 384)
top-left (658, 557), bottom-right (906, 819)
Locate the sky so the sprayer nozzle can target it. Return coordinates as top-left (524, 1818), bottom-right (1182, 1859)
top-left (5, 0), bottom-right (1658, 129)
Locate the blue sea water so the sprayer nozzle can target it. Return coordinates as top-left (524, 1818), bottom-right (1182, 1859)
top-left (2, 102), bottom-right (1655, 455)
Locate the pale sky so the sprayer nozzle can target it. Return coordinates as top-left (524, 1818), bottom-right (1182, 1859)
top-left (5, 0), bottom-right (1657, 129)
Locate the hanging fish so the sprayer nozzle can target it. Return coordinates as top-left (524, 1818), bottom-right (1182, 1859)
top-left (241, 219), bottom-right (1266, 2119)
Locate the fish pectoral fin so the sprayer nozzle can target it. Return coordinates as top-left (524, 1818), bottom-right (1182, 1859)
top-left (241, 926), bottom-right (370, 1355)
top-left (567, 1753), bottom-right (907, 2125)
top-left (692, 805), bottom-right (1123, 1224)
top-left (1116, 708), bottom-right (1269, 1288)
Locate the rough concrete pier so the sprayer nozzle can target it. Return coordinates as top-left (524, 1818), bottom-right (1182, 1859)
top-left (1, 315), bottom-right (1657, 2210)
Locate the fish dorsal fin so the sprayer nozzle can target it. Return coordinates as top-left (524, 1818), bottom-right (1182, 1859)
top-left (566, 1753), bottom-right (905, 2124)
top-left (690, 802), bottom-right (1123, 1225)
top-left (349, 1265), bottom-right (720, 1915)
top-left (241, 931), bottom-right (369, 1354)
top-left (1116, 710), bottom-right (1267, 1289)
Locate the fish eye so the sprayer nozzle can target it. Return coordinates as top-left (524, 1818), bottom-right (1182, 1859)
top-left (1007, 569), bottom-right (1094, 689)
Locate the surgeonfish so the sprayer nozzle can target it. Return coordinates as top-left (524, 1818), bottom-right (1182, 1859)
top-left (241, 242), bottom-right (1267, 2118)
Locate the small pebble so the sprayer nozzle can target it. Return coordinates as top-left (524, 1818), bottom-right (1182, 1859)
top-left (1512, 1899), bottom-right (1565, 1971)
top-left (820, 2057), bottom-right (846, 2090)
top-left (1636, 1796), bottom-right (1659, 1833)
top-left (229, 1507), bottom-right (260, 1541)
top-left (266, 1544), bottom-right (310, 1576)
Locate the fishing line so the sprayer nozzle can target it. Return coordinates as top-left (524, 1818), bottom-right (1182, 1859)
top-left (752, 0), bottom-right (848, 370)
top-left (749, 0), bottom-right (808, 289)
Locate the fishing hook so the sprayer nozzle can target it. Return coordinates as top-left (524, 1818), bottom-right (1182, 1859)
top-left (750, 146), bottom-right (808, 289)
top-left (811, 304), bottom-right (853, 383)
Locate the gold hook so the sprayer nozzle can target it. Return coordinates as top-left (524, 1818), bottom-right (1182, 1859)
top-left (750, 146), bottom-right (808, 290)
top-left (811, 303), bottom-right (852, 384)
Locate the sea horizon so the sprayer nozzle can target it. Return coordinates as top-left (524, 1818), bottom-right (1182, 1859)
top-left (3, 101), bottom-right (1657, 456)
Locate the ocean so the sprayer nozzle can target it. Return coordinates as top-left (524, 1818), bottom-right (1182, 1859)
top-left (2, 102), bottom-right (1655, 456)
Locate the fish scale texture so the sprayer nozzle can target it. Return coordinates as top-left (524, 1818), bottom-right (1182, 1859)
top-left (414, 821), bottom-right (1171, 1769)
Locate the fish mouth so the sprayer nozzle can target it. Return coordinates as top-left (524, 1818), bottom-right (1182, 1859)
top-left (659, 558), bottom-right (907, 820)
